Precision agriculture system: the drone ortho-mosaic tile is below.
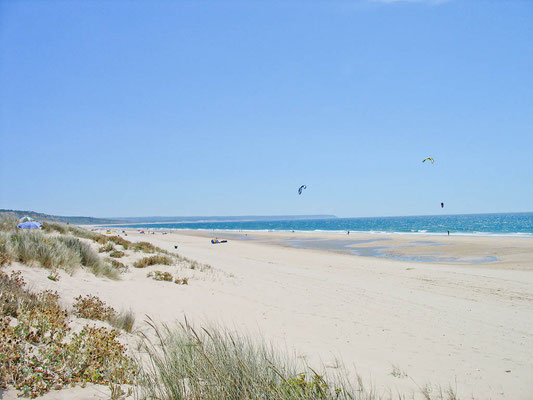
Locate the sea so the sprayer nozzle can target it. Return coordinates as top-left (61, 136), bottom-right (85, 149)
top-left (111, 212), bottom-right (533, 237)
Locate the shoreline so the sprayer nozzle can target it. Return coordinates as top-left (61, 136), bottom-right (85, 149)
top-left (90, 225), bottom-right (533, 238)
top-left (93, 228), bottom-right (533, 268)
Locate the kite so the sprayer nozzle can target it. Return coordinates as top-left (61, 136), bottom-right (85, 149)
top-left (441, 202), bottom-right (444, 208)
top-left (298, 185), bottom-right (307, 195)
top-left (422, 157), bottom-right (434, 164)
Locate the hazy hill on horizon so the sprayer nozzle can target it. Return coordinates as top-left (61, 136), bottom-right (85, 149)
top-left (110, 215), bottom-right (338, 223)
top-left (0, 209), bottom-right (120, 225)
top-left (0, 209), bottom-right (337, 225)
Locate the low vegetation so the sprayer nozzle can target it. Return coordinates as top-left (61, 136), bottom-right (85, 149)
top-left (133, 255), bottom-right (173, 268)
top-left (73, 294), bottom-right (135, 333)
top-left (147, 270), bottom-right (189, 285)
top-left (147, 270), bottom-right (173, 281)
top-left (0, 271), bottom-right (134, 398)
top-left (110, 250), bottom-right (125, 258)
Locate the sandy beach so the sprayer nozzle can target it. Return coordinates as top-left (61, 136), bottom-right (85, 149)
top-left (5, 228), bottom-right (532, 399)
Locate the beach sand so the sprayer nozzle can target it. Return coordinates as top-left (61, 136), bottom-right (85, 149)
top-left (7, 229), bottom-right (533, 399)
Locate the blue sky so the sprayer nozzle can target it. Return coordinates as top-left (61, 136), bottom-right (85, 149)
top-left (1, 0), bottom-right (532, 218)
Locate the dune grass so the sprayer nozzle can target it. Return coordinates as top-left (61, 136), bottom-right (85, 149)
top-left (135, 321), bottom-right (464, 400)
top-left (136, 320), bottom-right (363, 400)
top-left (0, 229), bottom-right (119, 279)
top-left (0, 215), bottom-right (18, 231)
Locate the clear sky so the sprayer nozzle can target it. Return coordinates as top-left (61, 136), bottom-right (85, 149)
top-left (1, 0), bottom-right (532, 218)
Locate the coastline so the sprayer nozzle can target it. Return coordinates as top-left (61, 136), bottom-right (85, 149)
top-left (92, 212), bottom-right (533, 238)
top-left (92, 228), bottom-right (533, 268)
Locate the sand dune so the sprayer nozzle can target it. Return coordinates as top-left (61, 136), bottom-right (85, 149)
top-left (8, 229), bottom-right (533, 399)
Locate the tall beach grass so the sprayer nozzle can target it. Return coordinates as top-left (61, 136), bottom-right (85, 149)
top-left (136, 321), bottom-right (463, 400)
top-left (0, 230), bottom-right (118, 279)
top-left (136, 320), bottom-right (374, 400)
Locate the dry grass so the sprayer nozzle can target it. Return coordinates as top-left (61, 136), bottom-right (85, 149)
top-left (109, 250), bottom-right (125, 258)
top-left (133, 255), bottom-right (173, 268)
top-left (99, 242), bottom-right (116, 253)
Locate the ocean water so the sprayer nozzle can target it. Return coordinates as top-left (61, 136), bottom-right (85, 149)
top-left (112, 212), bottom-right (533, 236)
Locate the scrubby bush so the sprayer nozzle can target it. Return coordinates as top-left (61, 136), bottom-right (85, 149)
top-left (73, 294), bottom-right (117, 321)
top-left (72, 295), bottom-right (135, 333)
top-left (0, 271), bottom-right (134, 397)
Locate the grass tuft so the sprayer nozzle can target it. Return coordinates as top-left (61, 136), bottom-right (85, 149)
top-left (109, 310), bottom-right (136, 333)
